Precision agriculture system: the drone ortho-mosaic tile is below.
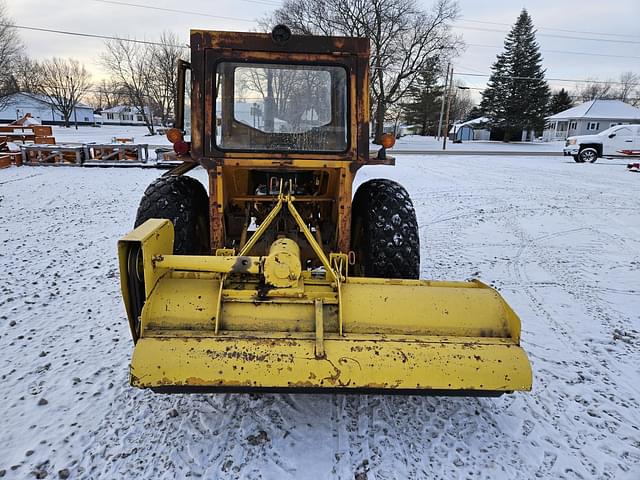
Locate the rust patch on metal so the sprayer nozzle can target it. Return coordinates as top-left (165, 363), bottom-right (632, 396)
top-left (230, 256), bottom-right (253, 273)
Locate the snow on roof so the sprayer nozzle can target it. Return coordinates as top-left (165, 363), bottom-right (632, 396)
top-left (5, 92), bottom-right (93, 109)
top-left (102, 105), bottom-right (130, 113)
top-left (547, 100), bottom-right (640, 120)
top-left (461, 116), bottom-right (490, 126)
top-left (449, 117), bottom-right (489, 133)
top-left (102, 105), bottom-right (151, 114)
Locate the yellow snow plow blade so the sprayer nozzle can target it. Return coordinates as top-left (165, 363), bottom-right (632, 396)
top-left (118, 216), bottom-right (532, 396)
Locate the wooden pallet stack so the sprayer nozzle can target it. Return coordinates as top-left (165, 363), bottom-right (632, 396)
top-left (0, 125), bottom-right (58, 167)
top-left (0, 140), bottom-right (23, 168)
top-left (0, 153), bottom-right (22, 167)
top-left (0, 125), bottom-right (55, 144)
top-left (21, 144), bottom-right (87, 166)
top-left (1, 123), bottom-right (151, 168)
top-left (84, 138), bottom-right (148, 166)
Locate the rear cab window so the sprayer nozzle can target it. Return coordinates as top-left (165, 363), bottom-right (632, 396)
top-left (214, 62), bottom-right (348, 153)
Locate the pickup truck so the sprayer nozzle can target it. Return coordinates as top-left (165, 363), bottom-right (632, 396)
top-left (563, 124), bottom-right (640, 163)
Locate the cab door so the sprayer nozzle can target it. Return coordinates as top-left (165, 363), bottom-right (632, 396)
top-left (605, 126), bottom-right (634, 155)
top-left (633, 125), bottom-right (640, 151)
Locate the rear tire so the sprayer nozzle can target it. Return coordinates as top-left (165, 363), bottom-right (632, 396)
top-left (351, 179), bottom-right (420, 279)
top-left (578, 147), bottom-right (598, 163)
top-left (135, 175), bottom-right (210, 254)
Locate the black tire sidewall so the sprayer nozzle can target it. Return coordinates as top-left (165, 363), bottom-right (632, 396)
top-left (579, 148), bottom-right (597, 163)
top-left (134, 175), bottom-right (210, 254)
top-left (351, 179), bottom-right (420, 279)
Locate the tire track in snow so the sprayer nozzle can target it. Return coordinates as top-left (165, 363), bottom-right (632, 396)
top-left (2, 158), bottom-right (640, 479)
top-left (495, 187), bottom-right (640, 478)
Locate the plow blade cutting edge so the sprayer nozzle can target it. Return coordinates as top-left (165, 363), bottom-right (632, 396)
top-left (118, 218), bottom-right (532, 395)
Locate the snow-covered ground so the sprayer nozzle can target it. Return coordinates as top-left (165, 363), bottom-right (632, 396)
top-left (49, 127), bottom-right (564, 153)
top-left (393, 134), bottom-right (564, 152)
top-left (50, 125), bottom-right (171, 147)
top-left (0, 156), bottom-right (639, 479)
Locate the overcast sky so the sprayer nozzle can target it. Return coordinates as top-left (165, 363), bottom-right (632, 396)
top-left (4, 0), bottom-right (640, 100)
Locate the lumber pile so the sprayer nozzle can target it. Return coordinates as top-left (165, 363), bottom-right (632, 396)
top-left (0, 119), bottom-right (56, 167)
top-left (0, 140), bottom-right (22, 168)
top-left (0, 125), bottom-right (55, 145)
top-left (84, 142), bottom-right (149, 165)
top-left (21, 144), bottom-right (86, 166)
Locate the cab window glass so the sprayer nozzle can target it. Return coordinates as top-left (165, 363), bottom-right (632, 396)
top-left (215, 62), bottom-right (348, 152)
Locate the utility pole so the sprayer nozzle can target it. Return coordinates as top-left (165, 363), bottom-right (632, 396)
top-left (436, 63), bottom-right (450, 141)
top-left (442, 67), bottom-right (454, 150)
top-left (264, 70), bottom-right (275, 132)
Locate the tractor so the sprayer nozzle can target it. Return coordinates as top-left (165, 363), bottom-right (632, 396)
top-left (118, 26), bottom-right (532, 395)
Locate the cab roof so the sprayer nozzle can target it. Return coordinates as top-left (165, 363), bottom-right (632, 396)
top-left (190, 29), bottom-right (370, 57)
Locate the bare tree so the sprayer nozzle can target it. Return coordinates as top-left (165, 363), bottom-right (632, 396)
top-left (615, 71), bottom-right (639, 105)
top-left (575, 79), bottom-right (614, 102)
top-left (101, 39), bottom-right (156, 134)
top-left (266, 0), bottom-right (461, 142)
top-left (450, 81), bottom-right (473, 123)
top-left (35, 58), bottom-right (92, 127)
top-left (11, 56), bottom-right (43, 94)
top-left (237, 66), bottom-right (331, 130)
top-left (574, 73), bottom-right (640, 105)
top-left (0, 1), bottom-right (22, 109)
top-left (147, 31), bottom-right (188, 126)
top-left (87, 78), bottom-right (127, 111)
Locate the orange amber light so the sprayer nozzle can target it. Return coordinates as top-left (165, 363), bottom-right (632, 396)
top-left (380, 133), bottom-right (395, 149)
top-left (166, 128), bottom-right (183, 144)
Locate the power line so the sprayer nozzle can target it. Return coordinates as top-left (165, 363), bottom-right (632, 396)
top-left (4, 20), bottom-right (636, 91)
top-left (0, 22), bottom-right (189, 48)
top-left (15, 3), bottom-right (639, 62)
top-left (450, 24), bottom-right (640, 45)
top-left (456, 18), bottom-right (640, 40)
top-left (7, 21), bottom-right (638, 62)
top-left (88, 2), bottom-right (640, 45)
top-left (238, 0), bottom-right (283, 6)
top-left (370, 65), bottom-right (634, 86)
top-left (455, 72), bottom-right (632, 85)
top-left (455, 64), bottom-right (488, 75)
top-left (91, 0), bottom-right (258, 23)
top-left (466, 43), bottom-right (640, 60)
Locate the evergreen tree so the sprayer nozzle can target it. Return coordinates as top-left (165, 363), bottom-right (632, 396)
top-left (465, 105), bottom-right (483, 122)
top-left (548, 88), bottom-right (574, 114)
top-left (479, 9), bottom-right (550, 141)
top-left (400, 58), bottom-right (444, 136)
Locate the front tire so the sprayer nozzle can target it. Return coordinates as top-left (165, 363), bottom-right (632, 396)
top-left (351, 179), bottom-right (420, 279)
top-left (135, 175), bottom-right (210, 254)
top-left (578, 147), bottom-right (598, 163)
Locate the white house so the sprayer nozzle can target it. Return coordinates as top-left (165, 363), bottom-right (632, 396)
top-left (101, 105), bottom-right (152, 126)
top-left (543, 100), bottom-right (640, 141)
top-left (0, 92), bottom-right (95, 125)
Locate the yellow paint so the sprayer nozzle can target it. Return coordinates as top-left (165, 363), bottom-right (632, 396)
top-left (118, 213), bottom-right (533, 395)
top-left (140, 274), bottom-right (518, 338)
top-left (154, 254), bottom-right (261, 275)
top-left (131, 336), bottom-right (532, 392)
top-left (263, 238), bottom-right (301, 288)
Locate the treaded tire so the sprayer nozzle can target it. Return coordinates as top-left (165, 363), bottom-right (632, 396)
top-left (134, 175), bottom-right (210, 254)
top-left (351, 179), bottom-right (420, 279)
